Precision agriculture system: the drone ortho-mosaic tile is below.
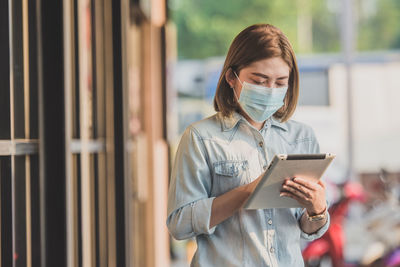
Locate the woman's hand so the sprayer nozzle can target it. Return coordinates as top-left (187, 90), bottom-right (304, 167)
top-left (280, 177), bottom-right (326, 215)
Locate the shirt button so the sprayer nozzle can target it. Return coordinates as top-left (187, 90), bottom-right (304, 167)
top-left (268, 219), bottom-right (273, 225)
top-left (270, 247), bottom-right (275, 253)
top-left (259, 141), bottom-right (263, 147)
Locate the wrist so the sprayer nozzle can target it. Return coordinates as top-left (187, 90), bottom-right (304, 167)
top-left (307, 205), bottom-right (327, 216)
top-left (305, 207), bottom-right (327, 222)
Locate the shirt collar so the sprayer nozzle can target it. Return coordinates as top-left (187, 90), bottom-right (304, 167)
top-left (270, 116), bottom-right (288, 131)
top-left (219, 112), bottom-right (288, 132)
top-left (219, 112), bottom-right (243, 132)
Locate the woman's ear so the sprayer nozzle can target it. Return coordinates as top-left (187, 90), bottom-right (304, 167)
top-left (225, 68), bottom-right (235, 89)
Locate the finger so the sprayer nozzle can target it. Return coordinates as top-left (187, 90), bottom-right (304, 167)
top-left (292, 177), bottom-right (321, 191)
top-left (282, 183), bottom-right (311, 200)
top-left (317, 179), bottom-right (326, 189)
top-left (284, 180), bottom-right (313, 198)
top-left (280, 191), bottom-right (306, 206)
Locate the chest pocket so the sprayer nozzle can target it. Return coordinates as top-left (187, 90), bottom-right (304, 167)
top-left (213, 160), bottom-right (249, 194)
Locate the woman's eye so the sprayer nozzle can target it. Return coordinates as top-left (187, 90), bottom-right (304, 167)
top-left (252, 80), bottom-right (265, 85)
top-left (276, 83), bottom-right (287, 87)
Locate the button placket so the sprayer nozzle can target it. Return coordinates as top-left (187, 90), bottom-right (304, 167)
top-left (265, 209), bottom-right (277, 263)
top-left (254, 131), bottom-right (268, 173)
top-left (267, 230), bottom-right (275, 257)
top-left (263, 122), bottom-right (272, 164)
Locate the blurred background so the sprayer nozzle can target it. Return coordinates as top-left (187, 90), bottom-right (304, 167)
top-left (168, 0), bottom-right (400, 266)
top-left (0, 0), bottom-right (399, 267)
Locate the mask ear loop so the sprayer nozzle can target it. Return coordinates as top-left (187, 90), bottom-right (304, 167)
top-left (233, 71), bottom-right (243, 85)
top-left (231, 70), bottom-right (242, 101)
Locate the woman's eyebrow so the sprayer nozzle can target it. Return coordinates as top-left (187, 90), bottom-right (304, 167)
top-left (251, 72), bottom-right (289, 80)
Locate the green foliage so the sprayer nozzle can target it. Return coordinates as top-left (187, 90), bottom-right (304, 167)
top-left (169, 0), bottom-right (400, 59)
top-left (357, 0), bottom-right (400, 51)
top-left (169, 0), bottom-right (299, 59)
top-left (311, 1), bottom-right (341, 53)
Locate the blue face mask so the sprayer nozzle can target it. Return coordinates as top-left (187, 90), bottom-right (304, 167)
top-left (232, 72), bottom-right (288, 122)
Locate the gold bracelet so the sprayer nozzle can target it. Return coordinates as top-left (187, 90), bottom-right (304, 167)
top-left (306, 208), bottom-right (327, 222)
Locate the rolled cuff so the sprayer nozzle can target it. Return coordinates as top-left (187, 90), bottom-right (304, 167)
top-left (300, 211), bottom-right (330, 241)
top-left (192, 197), bottom-right (216, 235)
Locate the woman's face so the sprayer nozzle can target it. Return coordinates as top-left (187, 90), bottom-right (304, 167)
top-left (227, 57), bottom-right (290, 97)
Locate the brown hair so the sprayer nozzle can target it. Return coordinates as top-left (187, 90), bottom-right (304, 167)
top-left (213, 24), bottom-right (299, 122)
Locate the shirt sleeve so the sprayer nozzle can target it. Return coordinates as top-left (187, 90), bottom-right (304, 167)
top-left (166, 126), bottom-right (216, 240)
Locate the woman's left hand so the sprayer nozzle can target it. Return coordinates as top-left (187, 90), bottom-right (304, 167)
top-left (280, 177), bottom-right (326, 215)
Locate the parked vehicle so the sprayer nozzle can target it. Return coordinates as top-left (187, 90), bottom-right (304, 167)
top-left (303, 169), bottom-right (400, 267)
top-left (302, 181), bottom-right (365, 267)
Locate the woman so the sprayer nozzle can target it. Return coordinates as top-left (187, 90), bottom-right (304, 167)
top-left (167, 24), bottom-right (329, 266)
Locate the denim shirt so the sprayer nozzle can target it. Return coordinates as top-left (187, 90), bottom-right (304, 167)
top-left (167, 112), bottom-right (330, 267)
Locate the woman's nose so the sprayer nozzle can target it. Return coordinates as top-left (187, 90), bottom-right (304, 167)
top-left (266, 80), bottom-right (274, 88)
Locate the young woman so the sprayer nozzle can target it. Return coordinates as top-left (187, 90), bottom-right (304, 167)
top-left (167, 24), bottom-right (329, 266)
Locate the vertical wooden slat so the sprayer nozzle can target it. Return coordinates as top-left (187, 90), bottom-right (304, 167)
top-left (23, 0), bottom-right (30, 140)
top-left (72, 0), bottom-right (81, 140)
top-left (91, 155), bottom-right (99, 267)
top-left (78, 0), bottom-right (95, 266)
top-left (64, 0), bottom-right (79, 266)
top-left (96, 152), bottom-right (107, 267)
top-left (29, 155), bottom-right (40, 267)
top-left (76, 155), bottom-right (82, 267)
top-left (142, 20), bottom-right (153, 267)
top-left (9, 1), bottom-right (16, 142)
top-left (13, 156), bottom-right (27, 267)
top-left (1, 157), bottom-right (12, 267)
top-left (142, 19), bottom-right (170, 267)
top-left (132, 134), bottom-right (148, 267)
top-left (93, 1), bottom-right (107, 266)
top-left (111, 0), bottom-right (126, 266)
top-left (151, 0), bottom-right (166, 27)
top-left (22, 0), bottom-right (32, 265)
top-left (36, 0), bottom-right (46, 263)
top-left (103, 0), bottom-right (117, 265)
top-left (37, 0), bottom-right (67, 265)
top-left (153, 140), bottom-right (170, 267)
top-left (126, 10), bottom-right (146, 267)
top-left (28, 0), bottom-right (39, 140)
top-left (25, 156), bottom-right (31, 267)
top-left (90, 1), bottom-right (99, 262)
top-left (10, 0), bottom-right (25, 139)
top-left (94, 0), bottom-right (105, 139)
top-left (0, 159), bottom-right (1, 267)
top-left (119, 0), bottom-right (131, 265)
top-left (0, 0), bottom-right (11, 140)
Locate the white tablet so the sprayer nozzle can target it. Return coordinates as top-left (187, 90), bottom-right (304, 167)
top-left (244, 153), bottom-right (335, 209)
